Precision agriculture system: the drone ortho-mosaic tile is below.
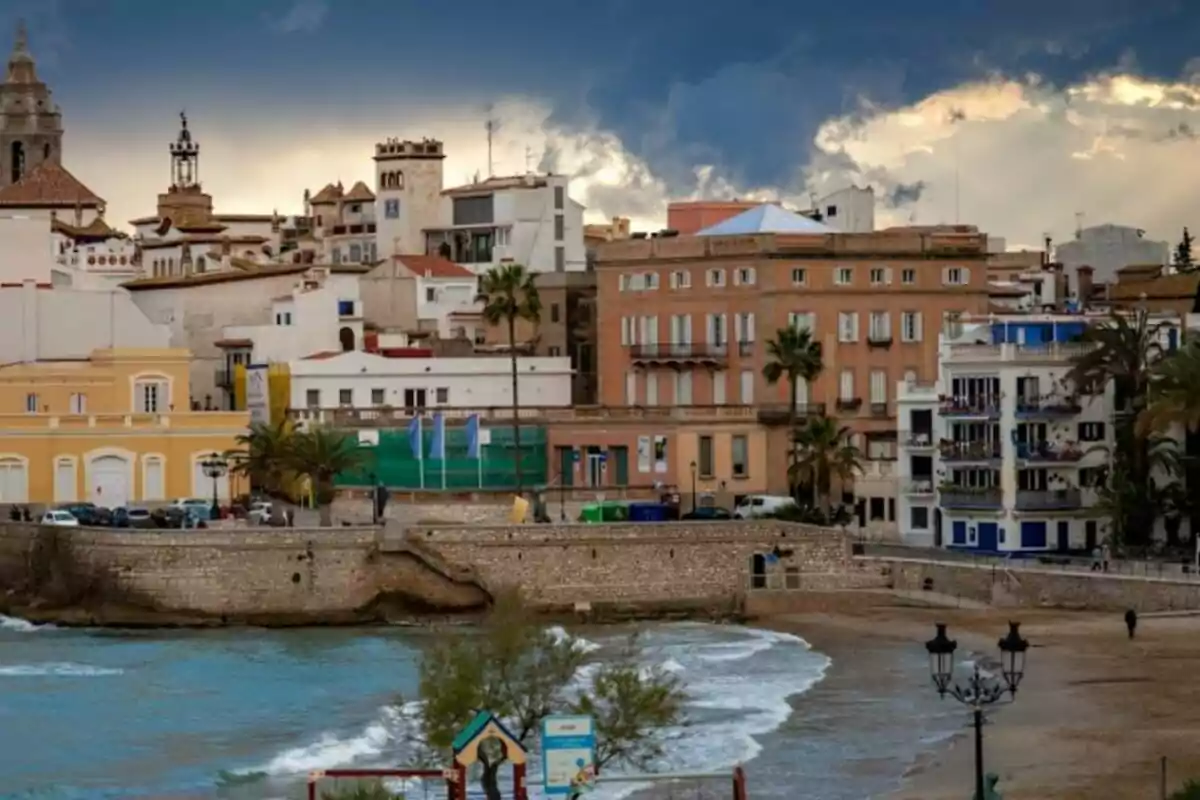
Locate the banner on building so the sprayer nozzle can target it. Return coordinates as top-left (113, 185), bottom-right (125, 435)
top-left (653, 435), bottom-right (667, 473)
top-left (245, 365), bottom-right (270, 425)
top-left (636, 436), bottom-right (651, 473)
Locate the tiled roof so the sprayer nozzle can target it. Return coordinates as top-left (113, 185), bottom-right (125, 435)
top-left (302, 350), bottom-right (343, 360)
top-left (51, 217), bottom-right (126, 241)
top-left (696, 204), bottom-right (833, 236)
top-left (442, 174), bottom-right (551, 195)
top-left (1110, 272), bottom-right (1200, 301)
top-left (395, 254), bottom-right (475, 278)
top-left (0, 161), bottom-right (104, 208)
top-left (310, 183), bottom-right (342, 203)
top-left (343, 181), bottom-right (375, 202)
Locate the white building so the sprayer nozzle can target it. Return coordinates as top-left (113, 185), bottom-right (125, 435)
top-left (287, 350), bottom-right (573, 423)
top-left (1056, 223), bottom-right (1169, 295)
top-left (306, 180), bottom-right (378, 265)
top-left (425, 173), bottom-right (587, 275)
top-left (396, 254), bottom-right (480, 337)
top-left (810, 186), bottom-right (875, 233)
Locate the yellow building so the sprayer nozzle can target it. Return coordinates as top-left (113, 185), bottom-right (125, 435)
top-left (0, 348), bottom-right (249, 507)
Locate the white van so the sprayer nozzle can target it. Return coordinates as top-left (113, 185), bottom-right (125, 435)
top-left (733, 495), bottom-right (797, 519)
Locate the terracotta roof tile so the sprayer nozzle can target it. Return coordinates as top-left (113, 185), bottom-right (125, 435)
top-left (343, 181), bottom-right (375, 202)
top-left (302, 350), bottom-right (343, 360)
top-left (0, 161), bottom-right (104, 208)
top-left (51, 217), bottom-right (126, 241)
top-left (310, 183), bottom-right (342, 203)
top-left (1110, 272), bottom-right (1200, 301)
top-left (395, 254), bottom-right (475, 279)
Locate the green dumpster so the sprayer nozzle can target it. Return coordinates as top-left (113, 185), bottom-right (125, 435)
top-left (579, 501), bottom-right (628, 522)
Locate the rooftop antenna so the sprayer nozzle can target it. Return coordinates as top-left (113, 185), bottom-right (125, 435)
top-left (484, 106), bottom-right (499, 178)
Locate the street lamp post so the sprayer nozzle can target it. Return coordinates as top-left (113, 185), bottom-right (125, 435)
top-left (200, 453), bottom-right (228, 521)
top-left (689, 460), bottom-right (697, 514)
top-left (925, 621), bottom-right (1029, 800)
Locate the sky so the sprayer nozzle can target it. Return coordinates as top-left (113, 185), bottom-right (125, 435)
top-left (7, 0), bottom-right (1200, 250)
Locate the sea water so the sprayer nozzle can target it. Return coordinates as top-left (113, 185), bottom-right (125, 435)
top-left (0, 616), bottom-right (842, 799)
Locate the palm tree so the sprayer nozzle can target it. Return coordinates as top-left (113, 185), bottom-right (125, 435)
top-left (286, 427), bottom-right (369, 526)
top-left (790, 417), bottom-right (862, 513)
top-left (1065, 309), bottom-right (1166, 416)
top-left (761, 326), bottom-right (823, 500)
top-left (224, 419), bottom-right (293, 496)
top-left (1141, 340), bottom-right (1200, 434)
top-left (477, 263), bottom-right (541, 493)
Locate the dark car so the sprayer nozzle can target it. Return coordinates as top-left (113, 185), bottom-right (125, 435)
top-left (60, 503), bottom-right (101, 525)
top-left (680, 506), bottom-right (733, 521)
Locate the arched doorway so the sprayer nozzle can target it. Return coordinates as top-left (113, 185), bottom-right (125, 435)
top-left (339, 326), bottom-right (356, 351)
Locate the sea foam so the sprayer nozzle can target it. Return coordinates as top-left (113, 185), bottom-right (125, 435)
top-left (0, 662), bottom-right (123, 677)
top-left (0, 614), bottom-right (52, 633)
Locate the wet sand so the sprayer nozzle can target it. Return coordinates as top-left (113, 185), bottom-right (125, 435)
top-left (766, 604), bottom-right (1200, 799)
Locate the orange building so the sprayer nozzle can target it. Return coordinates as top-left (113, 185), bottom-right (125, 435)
top-left (666, 201), bottom-right (763, 235)
top-left (549, 215), bottom-right (990, 496)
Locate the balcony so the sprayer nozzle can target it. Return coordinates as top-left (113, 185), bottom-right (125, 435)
top-left (903, 478), bottom-right (936, 495)
top-left (737, 340), bottom-right (755, 357)
top-left (215, 369), bottom-right (232, 389)
top-left (836, 397), bottom-right (863, 412)
top-left (1015, 398), bottom-right (1083, 418)
top-left (939, 441), bottom-right (1003, 463)
top-left (867, 334), bottom-right (893, 350)
top-left (629, 343), bottom-right (727, 365)
top-left (756, 403), bottom-right (826, 425)
top-left (289, 404), bottom-right (764, 427)
top-left (1015, 488), bottom-right (1083, 511)
top-left (939, 397), bottom-right (1001, 418)
top-left (869, 402), bottom-right (889, 418)
top-left (901, 430), bottom-right (936, 449)
top-left (1015, 441), bottom-right (1084, 464)
top-left (939, 486), bottom-right (1003, 510)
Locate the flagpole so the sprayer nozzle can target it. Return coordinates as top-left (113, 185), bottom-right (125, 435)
top-left (478, 446), bottom-right (484, 490)
top-left (418, 422), bottom-right (425, 491)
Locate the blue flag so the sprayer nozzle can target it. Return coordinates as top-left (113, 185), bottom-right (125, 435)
top-left (465, 414), bottom-right (481, 459)
top-left (406, 416), bottom-right (423, 460)
top-left (429, 412), bottom-right (446, 460)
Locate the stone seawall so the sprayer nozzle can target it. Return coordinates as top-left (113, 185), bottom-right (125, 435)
top-left (878, 557), bottom-right (1200, 612)
top-left (0, 520), bottom-right (856, 625)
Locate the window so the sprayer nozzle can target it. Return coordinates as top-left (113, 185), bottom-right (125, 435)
top-left (384, 199), bottom-right (400, 218)
top-left (731, 435), bottom-right (749, 478)
top-left (554, 186), bottom-right (565, 209)
top-left (332, 248), bottom-right (342, 265)
top-left (826, 205), bottom-right (838, 218)
top-left (943, 266), bottom-right (969, 286)
top-left (706, 313), bottom-right (727, 347)
top-left (646, 374), bottom-right (659, 405)
top-left (901, 311), bottom-right (923, 342)
top-left (306, 389), bottom-right (320, 408)
top-left (698, 435), bottom-right (714, 478)
top-left (838, 311), bottom-right (859, 342)
top-left (870, 497), bottom-right (886, 521)
top-left (619, 274), bottom-right (630, 292)
top-left (791, 268), bottom-right (807, 285)
top-left (712, 370), bottom-right (726, 404)
top-left (835, 267), bottom-right (853, 285)
top-left (349, 243), bottom-right (362, 262)
top-left (645, 272), bottom-right (660, 290)
top-left (371, 388), bottom-right (385, 405)
top-left (707, 268), bottom-right (726, 287)
top-left (735, 312), bottom-right (755, 344)
top-left (69, 393), bottom-right (87, 413)
top-left (425, 287), bottom-right (436, 302)
top-left (626, 372), bottom-right (637, 404)
top-left (134, 380), bottom-right (167, 413)
top-left (868, 311), bottom-right (890, 341)
top-left (404, 388), bottom-right (427, 409)
top-left (788, 312), bottom-right (814, 332)
top-left (1079, 422), bottom-right (1106, 442)
top-left (839, 369), bottom-right (855, 400)
top-left (902, 268), bottom-right (916, 285)
top-left (1079, 467), bottom-right (1105, 488)
top-left (550, 304), bottom-right (560, 323)
top-left (670, 270), bottom-right (691, 289)
top-left (349, 203), bottom-right (361, 214)
top-left (621, 316), bottom-right (633, 346)
top-left (338, 389), bottom-right (353, 407)
top-left (555, 246), bottom-right (565, 272)
top-left (870, 369), bottom-right (887, 404)
top-left (275, 311), bottom-right (293, 326)
top-left (674, 371), bottom-right (693, 405)
top-left (903, 368), bottom-right (918, 385)
top-left (548, 346), bottom-right (562, 357)
top-left (739, 369), bottom-right (754, 403)
top-left (639, 316), bottom-right (659, 345)
top-left (670, 314), bottom-right (692, 345)
top-left (910, 506), bottom-right (929, 529)
top-left (24, 392), bottom-right (38, 413)
top-left (942, 310), bottom-right (963, 338)
top-left (870, 268), bottom-right (886, 285)
top-left (436, 387), bottom-right (449, 403)
top-left (735, 267), bottom-right (756, 286)
top-left (554, 215), bottom-right (564, 241)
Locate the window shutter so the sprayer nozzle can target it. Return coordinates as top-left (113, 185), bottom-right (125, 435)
top-left (962, 267), bottom-right (971, 284)
top-left (915, 311), bottom-right (924, 342)
top-left (747, 312), bottom-right (756, 342)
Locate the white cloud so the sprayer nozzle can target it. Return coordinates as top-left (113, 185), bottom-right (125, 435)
top-left (266, 0), bottom-right (327, 35)
top-left (805, 72), bottom-right (1200, 248)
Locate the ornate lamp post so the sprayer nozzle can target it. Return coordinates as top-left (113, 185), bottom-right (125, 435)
top-left (925, 621), bottom-right (1029, 800)
top-left (689, 460), bottom-right (697, 514)
top-left (200, 452), bottom-right (228, 521)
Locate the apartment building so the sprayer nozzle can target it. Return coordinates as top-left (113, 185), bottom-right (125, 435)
top-left (576, 210), bottom-right (990, 495)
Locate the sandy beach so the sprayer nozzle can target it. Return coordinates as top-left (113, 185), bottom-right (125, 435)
top-left (767, 601), bottom-right (1200, 799)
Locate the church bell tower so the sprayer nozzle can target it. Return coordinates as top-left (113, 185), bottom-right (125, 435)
top-left (0, 20), bottom-right (64, 188)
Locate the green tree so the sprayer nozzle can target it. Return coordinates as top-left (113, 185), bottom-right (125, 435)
top-left (761, 325), bottom-right (824, 501)
top-left (320, 780), bottom-right (405, 800)
top-left (477, 264), bottom-right (541, 493)
top-left (1169, 778), bottom-right (1200, 799)
top-left (405, 595), bottom-right (685, 800)
top-left (286, 427), bottom-right (369, 526)
top-left (790, 417), bottom-right (862, 512)
top-left (1175, 226), bottom-right (1195, 272)
top-left (224, 419), bottom-right (293, 496)
top-left (1142, 340), bottom-right (1200, 434)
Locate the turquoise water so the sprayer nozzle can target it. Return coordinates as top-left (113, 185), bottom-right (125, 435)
top-left (0, 615), bottom-right (955, 799)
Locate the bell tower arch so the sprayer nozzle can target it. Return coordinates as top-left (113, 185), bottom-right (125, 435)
top-left (0, 20), bottom-right (64, 189)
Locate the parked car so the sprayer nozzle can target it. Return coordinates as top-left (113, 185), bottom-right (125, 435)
top-left (171, 498), bottom-right (215, 520)
top-left (247, 500), bottom-right (274, 525)
top-left (60, 502), bottom-right (101, 525)
top-left (681, 506), bottom-right (733, 521)
top-left (733, 495), bottom-right (797, 519)
top-left (124, 507), bottom-right (154, 528)
top-left (41, 510), bottom-right (80, 527)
